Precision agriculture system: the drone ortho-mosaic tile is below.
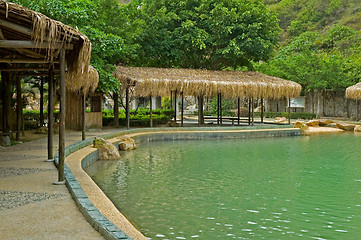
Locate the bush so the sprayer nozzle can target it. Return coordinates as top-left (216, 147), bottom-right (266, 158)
top-left (102, 108), bottom-right (174, 127)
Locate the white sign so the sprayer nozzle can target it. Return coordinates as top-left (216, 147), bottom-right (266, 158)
top-left (289, 97), bottom-right (305, 108)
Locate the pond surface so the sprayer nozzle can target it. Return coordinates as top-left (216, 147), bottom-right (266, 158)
top-left (86, 133), bottom-right (361, 240)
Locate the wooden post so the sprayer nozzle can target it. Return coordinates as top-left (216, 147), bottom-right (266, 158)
top-left (149, 95), bottom-right (153, 128)
top-left (1, 72), bottom-right (11, 133)
top-left (113, 91), bottom-right (119, 128)
top-left (181, 92), bottom-right (184, 127)
top-left (251, 97), bottom-right (254, 126)
top-left (47, 66), bottom-right (54, 161)
top-left (39, 77), bottom-right (44, 127)
top-left (125, 84), bottom-right (130, 129)
top-left (198, 95), bottom-right (204, 126)
top-left (57, 48), bottom-right (66, 183)
top-left (237, 97), bottom-right (240, 125)
top-left (82, 93), bottom-right (86, 141)
top-left (219, 93), bottom-right (223, 125)
top-left (174, 90), bottom-right (177, 122)
top-left (288, 98), bottom-right (291, 125)
top-left (217, 93), bottom-right (220, 125)
top-left (248, 98), bottom-right (251, 126)
top-left (16, 75), bottom-right (21, 141)
top-left (261, 98), bottom-right (264, 123)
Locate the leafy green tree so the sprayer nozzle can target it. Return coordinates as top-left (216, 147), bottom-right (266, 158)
top-left (129, 0), bottom-right (281, 70)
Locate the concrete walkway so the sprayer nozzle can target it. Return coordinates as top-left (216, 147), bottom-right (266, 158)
top-left (0, 129), bottom-right (118, 240)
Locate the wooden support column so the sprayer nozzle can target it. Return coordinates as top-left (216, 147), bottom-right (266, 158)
top-left (219, 93), bottom-right (223, 125)
top-left (237, 97), bottom-right (240, 125)
top-left (198, 95), bottom-right (204, 126)
top-left (288, 98), bottom-right (291, 125)
top-left (82, 93), bottom-right (86, 141)
top-left (217, 93), bottom-right (220, 125)
top-left (149, 95), bottom-right (153, 128)
top-left (261, 98), bottom-right (264, 123)
top-left (1, 72), bottom-right (11, 133)
top-left (174, 90), bottom-right (177, 122)
top-left (56, 48), bottom-right (66, 183)
top-left (47, 66), bottom-right (54, 161)
top-left (125, 84), bottom-right (130, 129)
top-left (251, 97), bottom-right (254, 126)
top-left (16, 75), bottom-right (21, 141)
top-left (113, 91), bottom-right (119, 128)
top-left (248, 98), bottom-right (251, 126)
top-left (39, 77), bottom-right (44, 126)
top-left (181, 92), bottom-right (184, 127)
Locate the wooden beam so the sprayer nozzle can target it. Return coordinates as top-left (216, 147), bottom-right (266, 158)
top-left (0, 40), bottom-right (73, 49)
top-left (0, 58), bottom-right (59, 64)
top-left (0, 19), bottom-right (32, 36)
top-left (19, 72), bottom-right (60, 77)
top-left (0, 67), bottom-right (52, 71)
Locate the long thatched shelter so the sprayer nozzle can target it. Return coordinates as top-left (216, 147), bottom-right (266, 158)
top-left (0, 1), bottom-right (98, 183)
top-left (114, 66), bottom-right (302, 127)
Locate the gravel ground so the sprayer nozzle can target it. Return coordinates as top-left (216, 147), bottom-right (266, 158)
top-left (0, 128), bottom-right (119, 240)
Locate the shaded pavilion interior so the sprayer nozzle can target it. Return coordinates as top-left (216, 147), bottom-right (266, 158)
top-left (0, 1), bottom-right (97, 182)
top-left (114, 66), bottom-right (302, 128)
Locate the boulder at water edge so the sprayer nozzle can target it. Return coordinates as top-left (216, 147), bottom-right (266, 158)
top-left (306, 120), bottom-right (320, 127)
top-left (294, 121), bottom-right (310, 135)
top-left (118, 136), bottom-right (137, 151)
top-left (318, 119), bottom-right (333, 126)
top-left (336, 123), bottom-right (356, 131)
top-left (354, 125), bottom-right (361, 132)
top-left (93, 137), bottom-right (120, 160)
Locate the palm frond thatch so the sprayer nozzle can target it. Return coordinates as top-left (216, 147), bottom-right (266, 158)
top-left (114, 66), bottom-right (302, 99)
top-left (0, 1), bottom-right (96, 93)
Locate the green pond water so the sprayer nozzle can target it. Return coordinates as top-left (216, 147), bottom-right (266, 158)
top-left (86, 133), bottom-right (361, 240)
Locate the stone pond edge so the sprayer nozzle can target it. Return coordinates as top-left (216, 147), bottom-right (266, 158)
top-left (54, 125), bottom-right (301, 240)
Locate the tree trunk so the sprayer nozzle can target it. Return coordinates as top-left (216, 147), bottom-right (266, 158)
top-left (113, 92), bottom-right (119, 127)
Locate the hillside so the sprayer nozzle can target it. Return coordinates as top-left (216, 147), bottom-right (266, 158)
top-left (264, 0), bottom-right (361, 43)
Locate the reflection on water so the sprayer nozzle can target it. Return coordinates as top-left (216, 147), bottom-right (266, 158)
top-left (86, 133), bottom-right (361, 239)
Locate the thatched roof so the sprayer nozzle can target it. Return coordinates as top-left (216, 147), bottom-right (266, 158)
top-left (114, 66), bottom-right (302, 99)
top-left (346, 83), bottom-right (361, 100)
top-left (0, 0), bottom-right (97, 93)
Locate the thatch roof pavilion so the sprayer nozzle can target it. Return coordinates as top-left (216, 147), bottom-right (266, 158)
top-left (0, 1), bottom-right (99, 184)
top-left (114, 66), bottom-right (302, 128)
top-left (346, 83), bottom-right (361, 100)
top-left (115, 66), bottom-right (301, 99)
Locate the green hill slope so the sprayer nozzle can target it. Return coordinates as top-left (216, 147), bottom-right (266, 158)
top-left (264, 0), bottom-right (361, 43)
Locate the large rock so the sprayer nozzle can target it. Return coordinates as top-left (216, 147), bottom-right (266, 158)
top-left (336, 123), bottom-right (356, 131)
top-left (0, 135), bottom-right (11, 146)
top-left (294, 121), bottom-right (310, 135)
top-left (118, 136), bottom-right (137, 151)
top-left (318, 119), bottom-right (333, 126)
top-left (274, 117), bottom-right (287, 123)
top-left (354, 125), bottom-right (361, 132)
top-left (306, 120), bottom-right (319, 127)
top-left (93, 137), bottom-right (120, 160)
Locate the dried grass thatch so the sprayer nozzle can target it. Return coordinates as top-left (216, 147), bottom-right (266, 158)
top-left (346, 83), bottom-right (361, 100)
top-left (114, 66), bottom-right (302, 99)
top-left (0, 1), bottom-right (95, 92)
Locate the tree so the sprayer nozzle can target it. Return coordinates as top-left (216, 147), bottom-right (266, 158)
top-left (129, 0), bottom-right (281, 70)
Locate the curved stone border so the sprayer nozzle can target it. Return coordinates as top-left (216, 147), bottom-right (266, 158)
top-left (55, 126), bottom-right (301, 240)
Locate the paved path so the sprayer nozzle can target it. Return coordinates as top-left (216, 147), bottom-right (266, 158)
top-left (0, 129), bottom-right (118, 240)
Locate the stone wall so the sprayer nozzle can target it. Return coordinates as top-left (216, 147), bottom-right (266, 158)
top-left (265, 89), bottom-right (361, 120)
